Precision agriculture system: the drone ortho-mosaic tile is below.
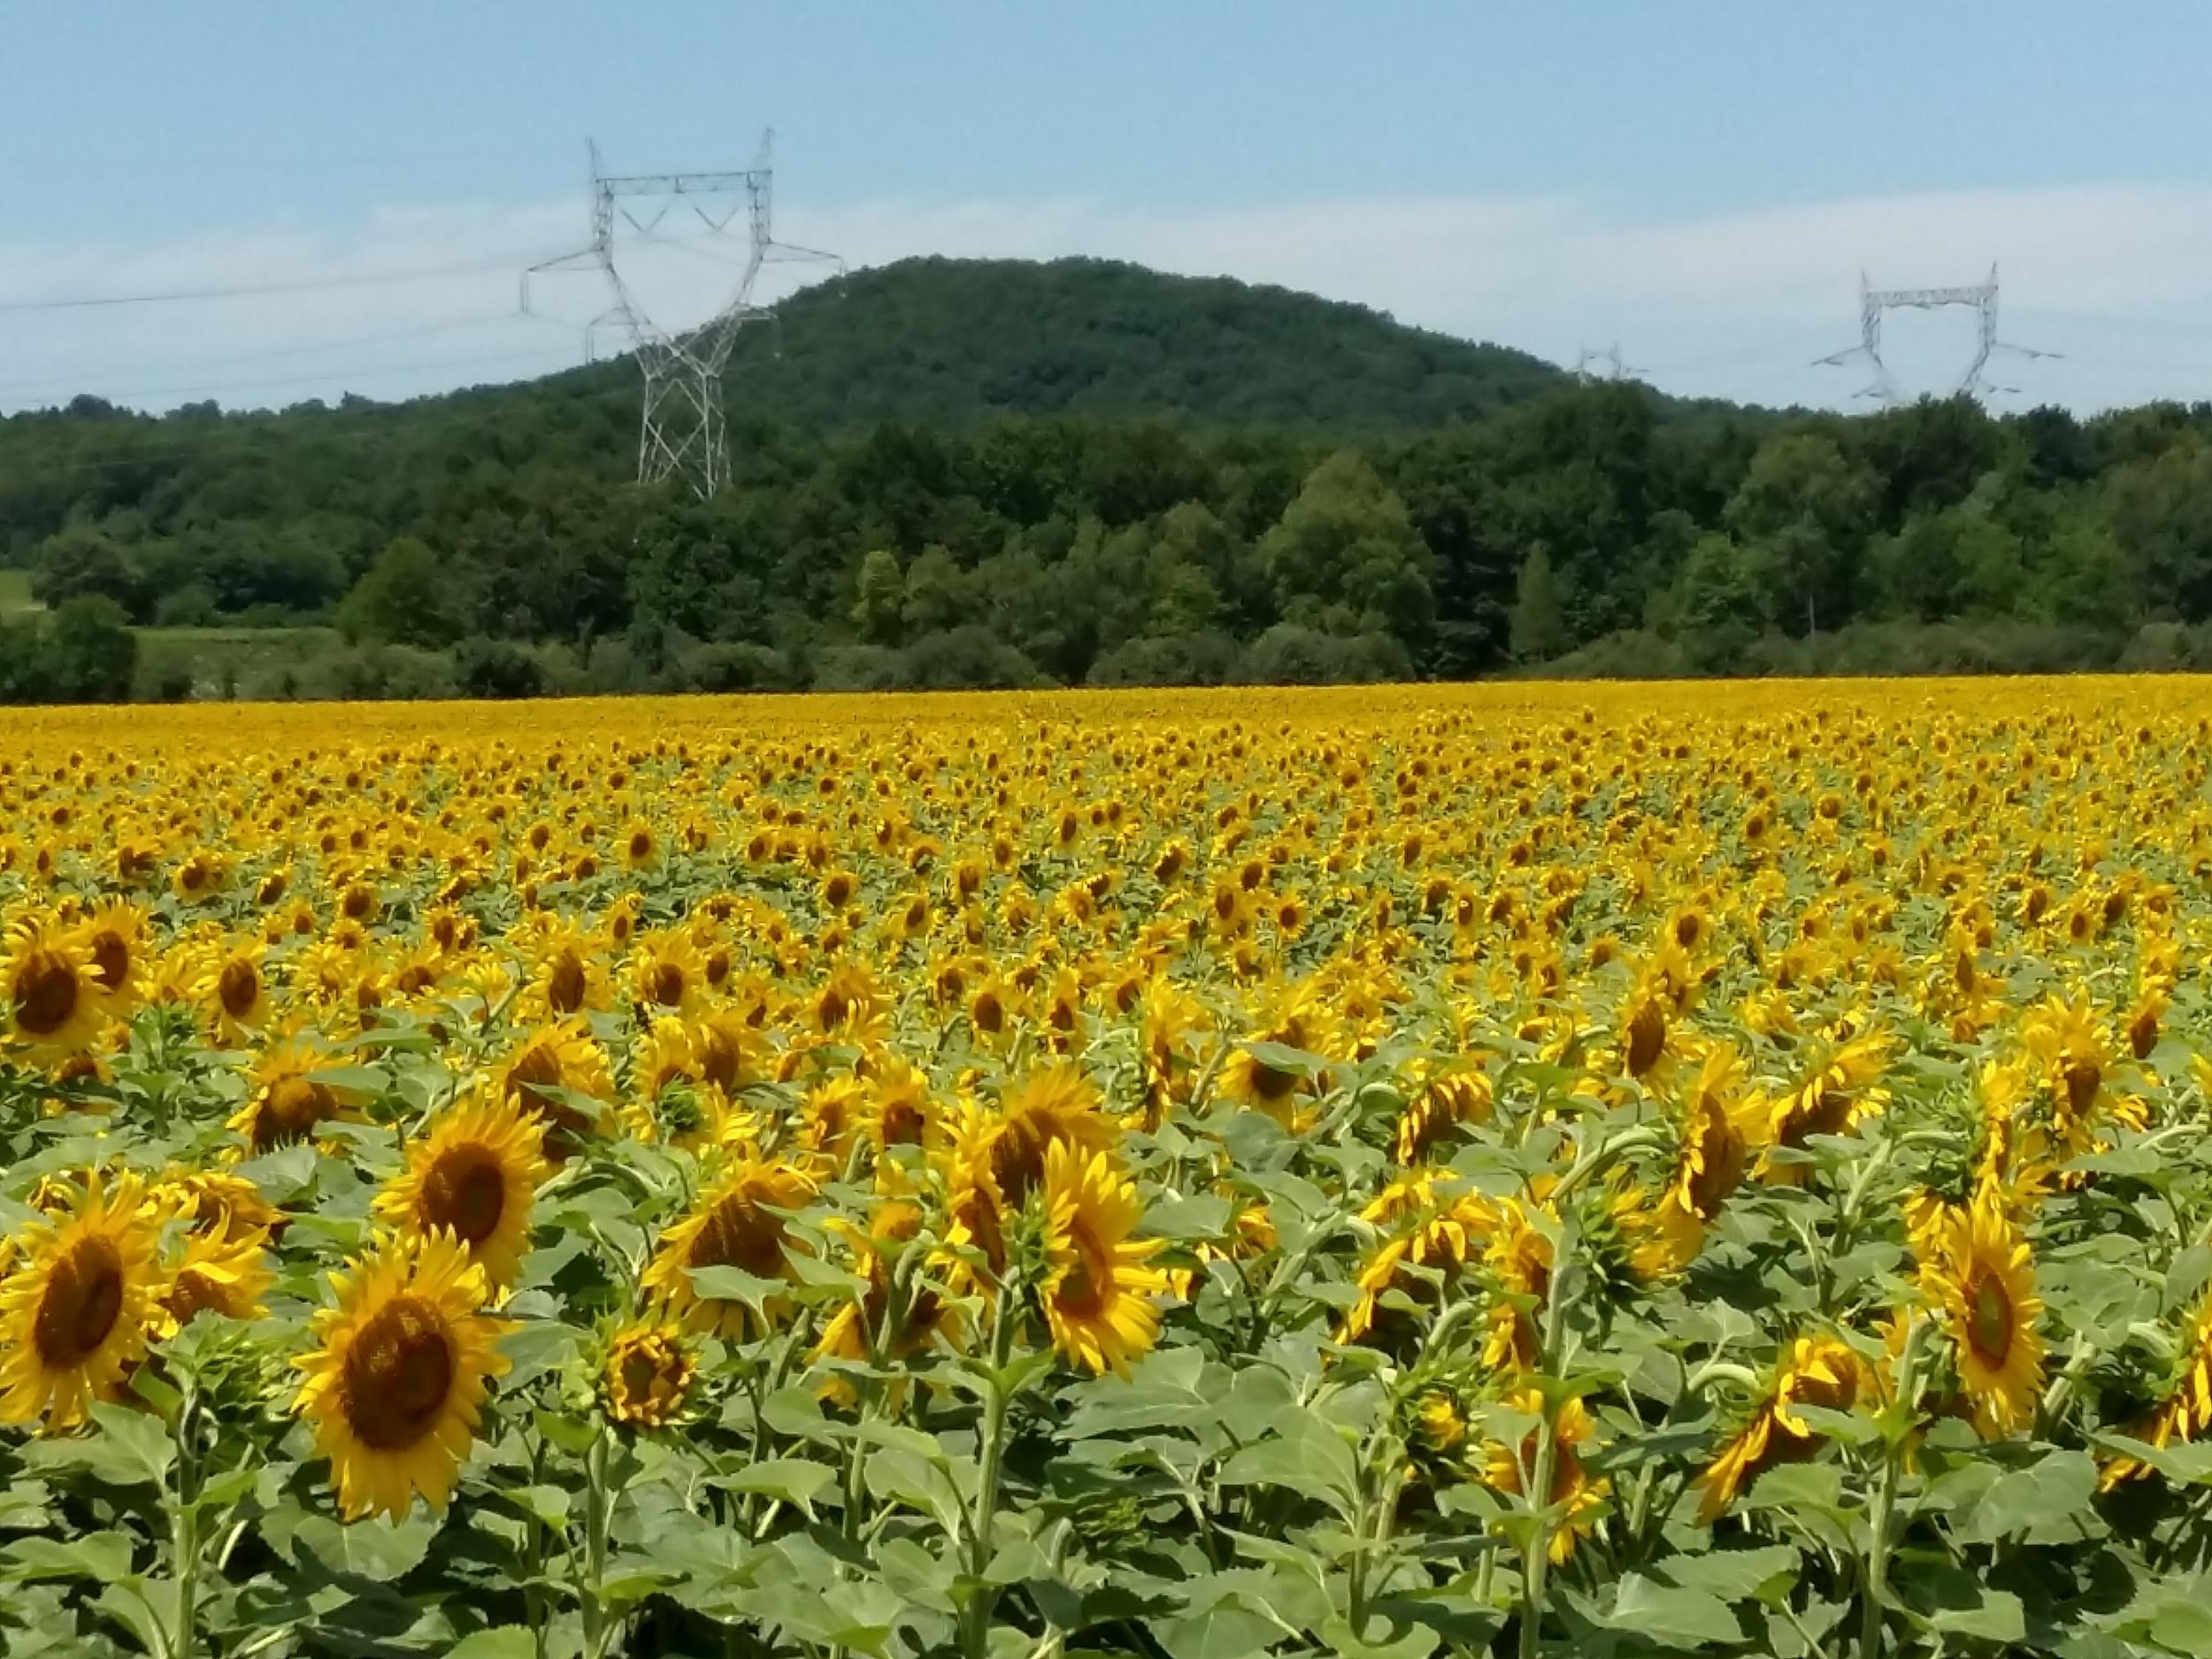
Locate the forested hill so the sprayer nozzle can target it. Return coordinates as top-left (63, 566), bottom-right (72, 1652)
top-left (0, 254), bottom-right (2204, 703)
top-left (705, 257), bottom-right (1568, 430)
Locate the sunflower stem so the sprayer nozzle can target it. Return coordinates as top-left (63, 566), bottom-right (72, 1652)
top-left (579, 1426), bottom-right (617, 1659)
top-left (166, 1386), bottom-right (201, 1659)
top-left (962, 1278), bottom-right (1022, 1659)
top-left (1517, 1216), bottom-right (1578, 1659)
top-left (1856, 1439), bottom-right (1901, 1659)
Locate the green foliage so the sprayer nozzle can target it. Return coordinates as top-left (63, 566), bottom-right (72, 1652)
top-left (6, 257), bottom-right (2212, 695)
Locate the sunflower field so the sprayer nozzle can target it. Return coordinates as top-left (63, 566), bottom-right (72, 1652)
top-left (5, 683), bottom-right (2212, 1658)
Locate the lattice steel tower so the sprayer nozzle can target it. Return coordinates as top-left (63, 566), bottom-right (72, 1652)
top-left (1815, 265), bottom-right (2056, 403)
top-left (526, 132), bottom-right (840, 498)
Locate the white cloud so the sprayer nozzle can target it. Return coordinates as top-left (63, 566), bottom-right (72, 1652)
top-left (4, 182), bottom-right (2211, 414)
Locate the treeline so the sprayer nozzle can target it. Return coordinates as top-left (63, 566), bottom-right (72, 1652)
top-left (9, 259), bottom-right (2212, 696)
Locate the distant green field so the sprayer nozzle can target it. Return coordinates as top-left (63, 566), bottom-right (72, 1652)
top-left (133, 626), bottom-right (336, 698)
top-left (0, 569), bottom-right (40, 614)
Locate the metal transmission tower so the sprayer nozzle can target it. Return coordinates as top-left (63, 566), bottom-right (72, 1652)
top-left (1815, 266), bottom-right (2057, 403)
top-left (1572, 342), bottom-right (1644, 384)
top-left (526, 133), bottom-right (841, 498)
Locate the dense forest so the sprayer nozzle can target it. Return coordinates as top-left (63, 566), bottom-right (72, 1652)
top-left (3, 255), bottom-right (2211, 701)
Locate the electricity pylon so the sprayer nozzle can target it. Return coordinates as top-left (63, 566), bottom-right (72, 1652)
top-left (526, 131), bottom-right (841, 497)
top-left (1815, 265), bottom-right (2057, 403)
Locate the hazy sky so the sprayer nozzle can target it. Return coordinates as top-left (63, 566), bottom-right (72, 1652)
top-left (5, 2), bottom-right (2212, 415)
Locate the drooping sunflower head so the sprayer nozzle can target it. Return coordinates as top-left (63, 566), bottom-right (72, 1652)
top-left (294, 1233), bottom-right (515, 1522)
top-left (229, 1033), bottom-right (353, 1152)
top-left (1037, 1140), bottom-right (1171, 1378)
top-left (1394, 1064), bottom-right (1495, 1166)
top-left (641, 1158), bottom-right (819, 1339)
top-left (498, 1019), bottom-right (613, 1156)
top-left (602, 1317), bottom-right (696, 1428)
top-left (1480, 1387), bottom-right (1608, 1563)
top-left (163, 1227), bottom-right (274, 1329)
top-left (630, 928), bottom-right (707, 1018)
top-left (0, 1169), bottom-right (166, 1431)
top-left (374, 1091), bottom-right (549, 1292)
top-left (987, 1064), bottom-right (1115, 1206)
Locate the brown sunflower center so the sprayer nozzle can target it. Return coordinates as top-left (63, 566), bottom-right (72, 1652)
top-left (13, 951), bottom-right (81, 1037)
top-left (649, 963), bottom-right (686, 1007)
top-left (1053, 1226), bottom-right (1113, 1320)
top-left (218, 959), bottom-right (260, 1019)
top-left (260, 1075), bottom-right (337, 1145)
top-left (1625, 1000), bottom-right (1667, 1077)
top-left (33, 1234), bottom-right (125, 1367)
top-left (546, 951), bottom-right (587, 1015)
top-left (2062, 1060), bottom-right (2101, 1118)
top-left (342, 1295), bottom-right (457, 1451)
top-left (421, 1145), bottom-right (508, 1244)
top-left (1248, 1060), bottom-right (1299, 1103)
top-left (1685, 1109), bottom-right (1747, 1217)
top-left (688, 1194), bottom-right (791, 1279)
top-left (1967, 1271), bottom-right (2015, 1367)
top-left (694, 1027), bottom-right (740, 1091)
top-left (85, 931), bottom-right (130, 993)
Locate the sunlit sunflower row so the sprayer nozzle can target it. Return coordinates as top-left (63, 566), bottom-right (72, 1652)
top-left (3, 682), bottom-right (2212, 1657)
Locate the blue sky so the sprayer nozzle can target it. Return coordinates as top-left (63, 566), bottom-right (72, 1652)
top-left (4, 2), bottom-right (2211, 414)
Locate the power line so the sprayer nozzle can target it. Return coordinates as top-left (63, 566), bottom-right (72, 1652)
top-left (0, 345), bottom-right (581, 412)
top-left (0, 250), bottom-right (560, 315)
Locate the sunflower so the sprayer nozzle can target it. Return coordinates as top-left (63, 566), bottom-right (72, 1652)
top-left (3, 915), bottom-right (104, 1056)
top-left (1634, 1044), bottom-right (1764, 1275)
top-left (811, 1200), bottom-right (964, 1400)
top-left (163, 1228), bottom-right (274, 1327)
top-left (294, 1233), bottom-right (514, 1521)
top-left (641, 1158), bottom-right (819, 1339)
top-left (0, 1169), bottom-right (166, 1430)
top-left (1756, 1031), bottom-right (1891, 1184)
top-left (1219, 985), bottom-right (1340, 1129)
top-left (1037, 1141), bottom-right (1171, 1377)
top-left (1481, 1388), bottom-right (1609, 1563)
top-left (630, 928), bottom-right (707, 1018)
top-left (229, 1034), bottom-right (353, 1152)
top-left (157, 1166), bottom-right (284, 1240)
top-left (517, 918), bottom-right (612, 1021)
top-left (375, 1093), bottom-right (549, 1292)
top-left (1920, 1186), bottom-right (2045, 1440)
top-left (1696, 1333), bottom-right (1872, 1521)
top-left (987, 1064), bottom-right (1116, 1205)
top-left (1394, 1065), bottom-right (1494, 1165)
top-left (196, 941), bottom-right (272, 1044)
top-left (498, 1019), bottom-right (614, 1155)
top-left (73, 898), bottom-right (150, 1015)
top-left (603, 1318), bottom-right (696, 1428)
top-left (1481, 1196), bottom-right (1554, 1372)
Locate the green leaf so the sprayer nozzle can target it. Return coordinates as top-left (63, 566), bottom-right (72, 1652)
top-left (688, 1263), bottom-right (789, 1310)
top-left (1951, 1448), bottom-right (2101, 1546)
top-left (1922, 1586), bottom-right (2025, 1644)
top-left (1656, 1545), bottom-right (1800, 1604)
top-left (865, 1446), bottom-right (968, 1538)
top-left (1143, 1194), bottom-right (1233, 1241)
top-left (86, 1402), bottom-right (176, 1486)
top-left (445, 1630), bottom-right (539, 1659)
top-left (1216, 1408), bottom-right (1358, 1518)
top-left (4, 1530), bottom-right (134, 1583)
top-left (714, 1457), bottom-right (837, 1519)
top-left (292, 1509), bottom-right (442, 1579)
top-left (1598, 1573), bottom-right (1746, 1647)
